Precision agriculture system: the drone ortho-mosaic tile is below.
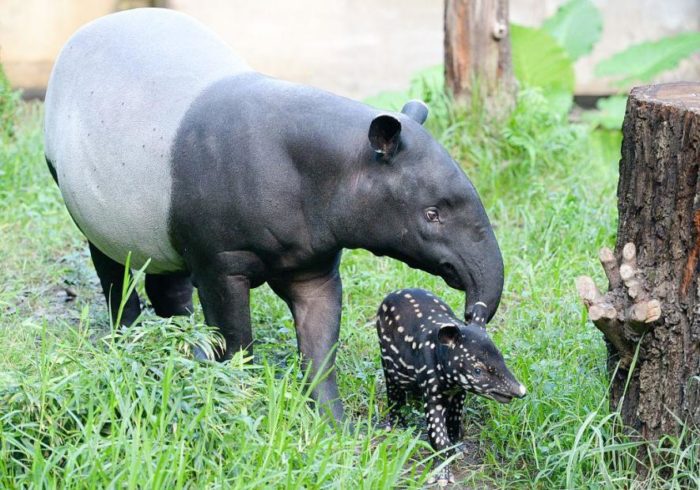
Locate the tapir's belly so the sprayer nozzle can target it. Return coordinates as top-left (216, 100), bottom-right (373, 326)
top-left (44, 8), bottom-right (251, 273)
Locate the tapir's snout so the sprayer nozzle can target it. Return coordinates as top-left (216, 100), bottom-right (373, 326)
top-left (439, 261), bottom-right (464, 290)
top-left (452, 227), bottom-right (504, 326)
top-left (486, 374), bottom-right (527, 404)
top-left (505, 374), bottom-right (528, 400)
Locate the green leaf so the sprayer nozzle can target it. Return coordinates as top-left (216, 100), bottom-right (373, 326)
top-left (595, 32), bottom-right (700, 86)
top-left (542, 0), bottom-right (602, 61)
top-left (581, 95), bottom-right (628, 130)
top-left (511, 24), bottom-right (575, 116)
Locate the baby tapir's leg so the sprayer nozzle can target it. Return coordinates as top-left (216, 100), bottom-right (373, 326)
top-left (424, 393), bottom-right (457, 485)
top-left (424, 395), bottom-right (455, 457)
top-left (383, 371), bottom-right (407, 427)
top-left (446, 391), bottom-right (466, 442)
top-left (88, 241), bottom-right (141, 326)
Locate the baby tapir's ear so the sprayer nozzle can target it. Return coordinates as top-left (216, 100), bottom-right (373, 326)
top-left (437, 323), bottom-right (461, 348)
top-left (401, 100), bottom-right (429, 125)
top-left (368, 114), bottom-right (401, 160)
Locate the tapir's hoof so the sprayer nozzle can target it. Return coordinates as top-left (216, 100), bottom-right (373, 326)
top-left (453, 442), bottom-right (466, 460)
top-left (192, 344), bottom-right (214, 361)
top-left (428, 468), bottom-right (454, 487)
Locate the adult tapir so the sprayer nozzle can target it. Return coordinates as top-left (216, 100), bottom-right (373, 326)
top-left (44, 8), bottom-right (504, 421)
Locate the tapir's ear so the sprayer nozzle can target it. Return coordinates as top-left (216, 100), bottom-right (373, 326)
top-left (368, 114), bottom-right (401, 160)
top-left (401, 100), bottom-right (429, 125)
top-left (437, 323), bottom-right (461, 348)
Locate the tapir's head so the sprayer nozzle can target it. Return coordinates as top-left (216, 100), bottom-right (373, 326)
top-left (436, 321), bottom-right (526, 403)
top-left (346, 100), bottom-right (504, 323)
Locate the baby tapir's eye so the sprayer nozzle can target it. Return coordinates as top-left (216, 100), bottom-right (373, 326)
top-left (473, 368), bottom-right (482, 375)
top-left (425, 207), bottom-right (440, 223)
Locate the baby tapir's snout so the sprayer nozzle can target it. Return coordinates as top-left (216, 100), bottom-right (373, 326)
top-left (439, 321), bottom-right (527, 403)
top-left (376, 288), bottom-right (525, 469)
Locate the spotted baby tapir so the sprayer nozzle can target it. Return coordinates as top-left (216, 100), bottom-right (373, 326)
top-left (376, 288), bottom-right (526, 483)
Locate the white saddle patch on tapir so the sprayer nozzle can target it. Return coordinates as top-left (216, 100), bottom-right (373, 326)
top-left (44, 8), bottom-right (251, 273)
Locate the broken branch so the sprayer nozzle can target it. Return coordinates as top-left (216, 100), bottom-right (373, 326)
top-left (576, 243), bottom-right (664, 370)
top-left (575, 276), bottom-right (601, 306)
top-left (599, 247), bottom-right (622, 290)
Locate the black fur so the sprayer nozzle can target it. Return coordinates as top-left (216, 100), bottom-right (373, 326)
top-left (88, 242), bottom-right (141, 326)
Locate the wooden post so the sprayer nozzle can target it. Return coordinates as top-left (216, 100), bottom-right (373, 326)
top-left (444, 0), bottom-right (516, 114)
top-left (577, 82), bottom-right (700, 451)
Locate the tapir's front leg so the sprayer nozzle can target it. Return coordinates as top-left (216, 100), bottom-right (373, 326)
top-left (424, 394), bottom-right (457, 486)
top-left (196, 274), bottom-right (253, 361)
top-left (446, 391), bottom-right (466, 442)
top-left (270, 266), bottom-right (344, 422)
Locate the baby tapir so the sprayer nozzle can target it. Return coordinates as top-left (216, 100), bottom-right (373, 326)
top-left (376, 288), bottom-right (526, 484)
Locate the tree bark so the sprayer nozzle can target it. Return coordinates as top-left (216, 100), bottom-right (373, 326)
top-left (577, 82), bottom-right (700, 445)
top-left (444, 0), bottom-right (516, 115)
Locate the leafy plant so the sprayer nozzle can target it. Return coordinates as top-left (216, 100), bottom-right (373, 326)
top-left (510, 24), bottom-right (575, 116)
top-left (364, 65), bottom-right (446, 113)
top-left (595, 32), bottom-right (700, 86)
top-left (580, 95), bottom-right (628, 130)
top-left (506, 0), bottom-right (604, 116)
top-left (542, 0), bottom-right (603, 61)
top-left (585, 32), bottom-right (700, 131)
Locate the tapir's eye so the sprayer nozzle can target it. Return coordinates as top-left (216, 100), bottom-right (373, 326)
top-left (473, 368), bottom-right (482, 376)
top-left (425, 208), bottom-right (440, 223)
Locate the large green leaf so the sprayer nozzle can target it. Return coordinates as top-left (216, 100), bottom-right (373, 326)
top-left (595, 32), bottom-right (700, 86)
top-left (581, 95), bottom-right (628, 130)
top-left (542, 0), bottom-right (602, 61)
top-left (511, 24), bottom-right (575, 116)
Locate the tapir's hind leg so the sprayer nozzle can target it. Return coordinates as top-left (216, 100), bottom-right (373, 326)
top-left (88, 242), bottom-right (141, 326)
top-left (48, 159), bottom-right (142, 325)
top-left (145, 273), bottom-right (193, 317)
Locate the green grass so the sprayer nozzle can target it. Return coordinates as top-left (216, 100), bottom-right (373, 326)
top-left (1, 90), bottom-right (697, 488)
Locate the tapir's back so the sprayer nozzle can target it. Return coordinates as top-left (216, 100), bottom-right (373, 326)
top-left (44, 8), bottom-right (251, 272)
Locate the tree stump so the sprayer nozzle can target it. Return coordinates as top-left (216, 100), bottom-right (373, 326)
top-left (444, 0), bottom-right (516, 114)
top-left (577, 82), bottom-right (700, 445)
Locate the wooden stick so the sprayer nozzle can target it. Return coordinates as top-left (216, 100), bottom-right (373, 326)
top-left (626, 279), bottom-right (643, 300)
top-left (590, 318), bottom-right (634, 369)
top-left (599, 247), bottom-right (622, 290)
top-left (629, 299), bottom-right (662, 332)
top-left (575, 276), bottom-right (601, 306)
top-left (622, 242), bottom-right (637, 268)
top-left (589, 303), bottom-right (617, 322)
top-left (620, 243), bottom-right (637, 286)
